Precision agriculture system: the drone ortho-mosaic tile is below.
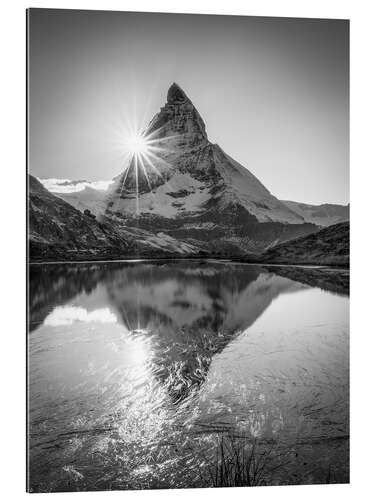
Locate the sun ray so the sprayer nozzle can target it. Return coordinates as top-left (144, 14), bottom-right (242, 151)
top-left (147, 134), bottom-right (180, 145)
top-left (146, 149), bottom-right (174, 171)
top-left (141, 154), bottom-right (174, 193)
top-left (135, 154), bottom-right (139, 215)
top-left (140, 152), bottom-right (164, 180)
top-left (116, 162), bottom-right (132, 210)
top-left (147, 144), bottom-right (176, 155)
top-left (144, 124), bottom-right (170, 141)
top-left (138, 154), bottom-right (154, 195)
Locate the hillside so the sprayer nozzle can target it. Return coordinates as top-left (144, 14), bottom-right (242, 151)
top-left (28, 175), bottom-right (202, 261)
top-left (259, 221), bottom-right (349, 266)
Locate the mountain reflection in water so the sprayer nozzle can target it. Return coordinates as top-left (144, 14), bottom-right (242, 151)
top-left (28, 261), bottom-right (349, 492)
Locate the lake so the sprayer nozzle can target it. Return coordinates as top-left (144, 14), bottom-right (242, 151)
top-left (27, 260), bottom-right (349, 491)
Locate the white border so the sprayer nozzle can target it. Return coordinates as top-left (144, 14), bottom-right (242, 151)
top-left (1, 1), bottom-right (374, 499)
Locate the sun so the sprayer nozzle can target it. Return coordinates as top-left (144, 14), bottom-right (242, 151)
top-left (111, 106), bottom-right (179, 215)
top-left (124, 133), bottom-right (150, 157)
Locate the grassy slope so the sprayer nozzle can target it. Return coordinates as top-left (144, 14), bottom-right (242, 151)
top-left (259, 221), bottom-right (349, 267)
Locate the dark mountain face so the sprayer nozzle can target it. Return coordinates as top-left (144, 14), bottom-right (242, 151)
top-left (29, 175), bottom-right (120, 260)
top-left (147, 82), bottom-right (208, 146)
top-left (259, 221), bottom-right (349, 267)
top-left (103, 83), bottom-right (318, 256)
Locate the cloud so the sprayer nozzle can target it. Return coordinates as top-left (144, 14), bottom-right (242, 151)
top-left (39, 177), bottom-right (114, 193)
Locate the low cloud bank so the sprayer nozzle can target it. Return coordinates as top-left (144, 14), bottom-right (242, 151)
top-left (39, 178), bottom-right (113, 193)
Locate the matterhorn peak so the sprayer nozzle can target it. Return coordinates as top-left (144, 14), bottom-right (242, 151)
top-left (167, 82), bottom-right (190, 104)
top-left (146, 83), bottom-right (207, 145)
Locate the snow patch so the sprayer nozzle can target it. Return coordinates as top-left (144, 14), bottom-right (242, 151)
top-left (114, 172), bottom-right (211, 218)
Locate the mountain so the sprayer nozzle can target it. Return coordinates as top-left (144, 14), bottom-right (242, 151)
top-left (282, 200), bottom-right (349, 227)
top-left (33, 83), bottom-right (345, 261)
top-left (259, 221), bottom-right (349, 266)
top-left (28, 175), bottom-right (202, 261)
top-left (103, 83), bottom-right (318, 256)
top-left (55, 185), bottom-right (109, 216)
top-left (29, 175), bottom-right (131, 260)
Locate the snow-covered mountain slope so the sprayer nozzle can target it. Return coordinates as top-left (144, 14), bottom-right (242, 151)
top-left (107, 144), bottom-right (305, 224)
top-left (103, 83), bottom-right (318, 255)
top-left (282, 200), bottom-right (349, 227)
top-left (106, 83), bottom-right (304, 225)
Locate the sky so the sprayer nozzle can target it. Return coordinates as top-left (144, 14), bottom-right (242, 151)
top-left (28, 9), bottom-right (349, 205)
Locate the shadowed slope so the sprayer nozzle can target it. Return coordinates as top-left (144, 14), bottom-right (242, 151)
top-left (260, 222), bottom-right (349, 266)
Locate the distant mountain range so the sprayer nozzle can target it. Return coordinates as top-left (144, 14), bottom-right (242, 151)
top-left (282, 200), bottom-right (349, 227)
top-left (29, 83), bottom-right (349, 263)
